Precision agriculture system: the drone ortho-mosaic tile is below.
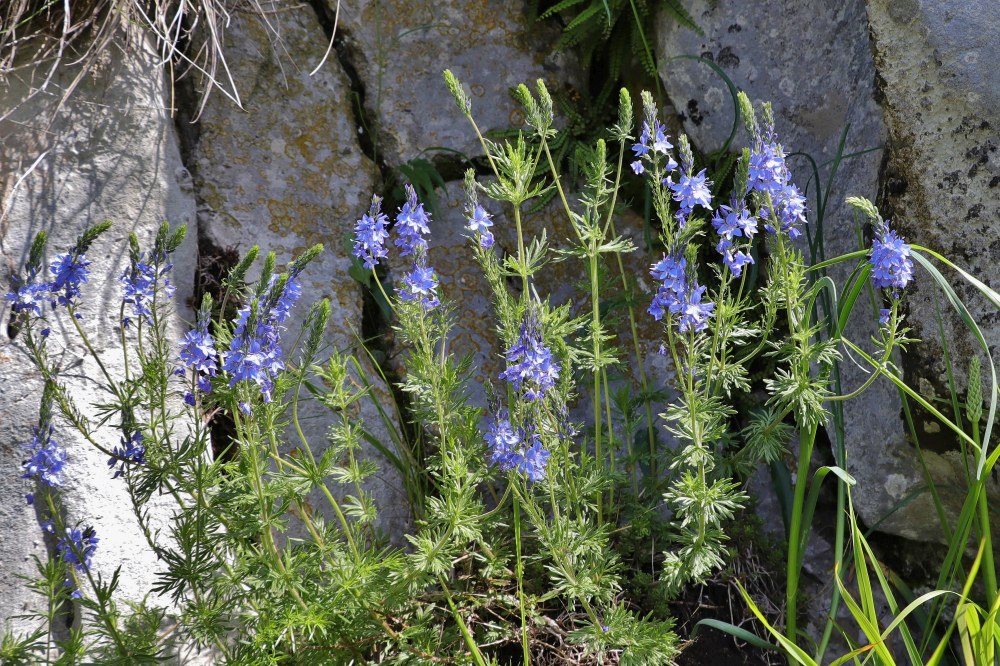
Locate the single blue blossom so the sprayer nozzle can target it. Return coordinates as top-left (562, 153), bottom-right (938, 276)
top-left (395, 184), bottom-right (431, 257)
top-left (353, 195), bottom-right (390, 269)
top-left (870, 220), bottom-right (913, 292)
top-left (466, 204), bottom-right (494, 250)
top-left (879, 308), bottom-right (891, 326)
top-left (499, 316), bottom-right (560, 401)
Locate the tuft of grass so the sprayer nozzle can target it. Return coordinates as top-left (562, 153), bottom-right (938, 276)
top-left (0, 0), bottom-right (305, 124)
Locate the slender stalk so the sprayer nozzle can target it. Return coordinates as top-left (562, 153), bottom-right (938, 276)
top-left (513, 492), bottom-right (530, 665)
top-left (785, 422), bottom-right (817, 645)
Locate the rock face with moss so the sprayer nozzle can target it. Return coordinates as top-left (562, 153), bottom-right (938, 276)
top-left (865, 0), bottom-right (1000, 529)
top-left (0, 33), bottom-right (198, 643)
top-left (329, 0), bottom-right (579, 167)
top-left (188, 5), bottom-right (412, 537)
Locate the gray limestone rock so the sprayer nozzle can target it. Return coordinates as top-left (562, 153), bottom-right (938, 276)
top-left (865, 0), bottom-right (1000, 534)
top-left (0, 31), bottom-right (198, 644)
top-left (190, 6), bottom-right (411, 537)
top-left (330, 0), bottom-right (579, 167)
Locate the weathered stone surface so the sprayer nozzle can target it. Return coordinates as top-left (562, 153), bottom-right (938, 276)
top-left (190, 6), bottom-right (411, 535)
top-left (655, 1), bottom-right (961, 541)
top-left (331, 0), bottom-right (579, 167)
top-left (866, 0), bottom-right (1000, 517)
top-left (0, 32), bottom-right (198, 641)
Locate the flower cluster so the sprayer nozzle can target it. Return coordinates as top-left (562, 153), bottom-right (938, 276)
top-left (499, 315), bottom-right (560, 401)
top-left (747, 124), bottom-right (807, 239)
top-left (870, 220), bottom-right (914, 294)
top-left (399, 263), bottom-right (440, 311)
top-left (484, 410), bottom-right (551, 482)
top-left (108, 431), bottom-right (146, 479)
top-left (630, 110), bottom-right (677, 176)
top-left (223, 272), bottom-right (302, 408)
top-left (395, 184), bottom-right (431, 257)
top-left (121, 251), bottom-right (175, 327)
top-left (49, 253), bottom-right (91, 309)
top-left (668, 150), bottom-right (713, 227)
top-left (5, 252), bottom-right (91, 317)
top-left (648, 253), bottom-right (715, 333)
top-left (56, 526), bottom-right (99, 598)
top-left (395, 186), bottom-right (441, 312)
top-left (22, 427), bottom-right (67, 503)
top-left (353, 195), bottom-right (390, 269)
top-left (711, 199), bottom-right (758, 277)
top-left (179, 306), bottom-right (219, 405)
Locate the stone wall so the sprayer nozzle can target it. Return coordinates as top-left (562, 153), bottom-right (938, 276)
top-left (2, 0), bottom-right (1000, 647)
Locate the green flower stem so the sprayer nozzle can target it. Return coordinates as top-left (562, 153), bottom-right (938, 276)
top-left (513, 490), bottom-right (531, 665)
top-left (785, 421), bottom-right (817, 646)
top-left (437, 574), bottom-right (488, 666)
top-left (971, 416), bottom-right (998, 608)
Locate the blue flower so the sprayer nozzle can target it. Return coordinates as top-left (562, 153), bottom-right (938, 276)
top-left (57, 525), bottom-right (99, 596)
top-left (870, 221), bottom-right (913, 292)
top-left (49, 253), bottom-right (90, 308)
top-left (22, 427), bottom-right (67, 493)
top-left (677, 284), bottom-right (715, 334)
top-left (222, 270), bottom-right (302, 406)
top-left (648, 253), bottom-right (687, 321)
top-left (748, 123), bottom-right (808, 238)
top-left (669, 168), bottom-right (712, 213)
top-left (648, 251), bottom-right (715, 333)
top-left (712, 202), bottom-right (758, 277)
top-left (108, 431), bottom-right (146, 479)
top-left (180, 326), bottom-right (218, 377)
top-left (630, 160), bottom-right (645, 175)
top-left (517, 435), bottom-right (551, 482)
top-left (5, 274), bottom-right (49, 316)
top-left (57, 526), bottom-right (98, 571)
top-left (485, 410), bottom-right (522, 470)
top-left (399, 262), bottom-right (440, 311)
top-left (484, 411), bottom-right (551, 482)
top-left (499, 316), bottom-right (560, 401)
top-left (466, 204), bottom-right (494, 250)
top-left (748, 141), bottom-right (787, 195)
top-left (121, 251), bottom-right (174, 327)
top-left (353, 195), bottom-right (390, 269)
top-left (395, 184), bottom-right (431, 257)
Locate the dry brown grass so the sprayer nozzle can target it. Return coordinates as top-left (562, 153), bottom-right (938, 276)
top-left (0, 0), bottom-right (319, 123)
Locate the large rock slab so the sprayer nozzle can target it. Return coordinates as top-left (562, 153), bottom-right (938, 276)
top-left (866, 0), bottom-right (1000, 526)
top-left (330, 0), bottom-right (579, 167)
top-left (0, 32), bottom-right (198, 640)
top-left (655, 1), bottom-right (954, 541)
top-left (189, 6), bottom-right (411, 535)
